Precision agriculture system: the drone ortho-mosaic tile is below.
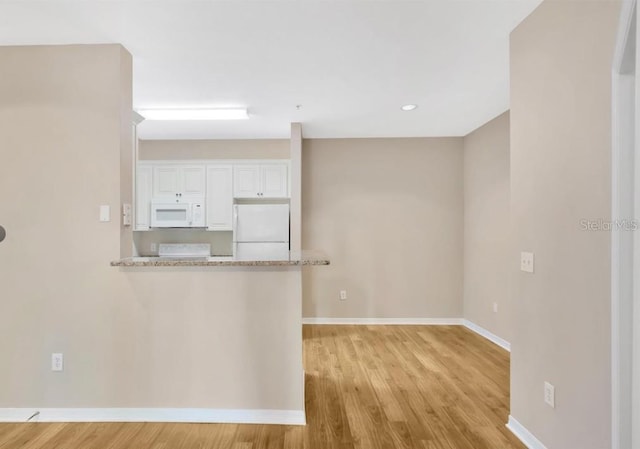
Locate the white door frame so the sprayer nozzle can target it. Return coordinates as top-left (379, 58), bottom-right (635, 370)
top-left (612, 1), bottom-right (638, 448)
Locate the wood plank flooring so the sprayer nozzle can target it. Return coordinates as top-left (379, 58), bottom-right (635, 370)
top-left (0, 325), bottom-right (524, 449)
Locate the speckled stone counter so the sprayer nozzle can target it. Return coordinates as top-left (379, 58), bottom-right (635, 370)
top-left (111, 250), bottom-right (330, 267)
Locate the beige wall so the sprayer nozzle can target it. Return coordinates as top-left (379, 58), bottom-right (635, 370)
top-left (510, 2), bottom-right (620, 448)
top-left (463, 112), bottom-right (511, 341)
top-left (119, 47), bottom-right (134, 258)
top-left (302, 138), bottom-right (464, 319)
top-left (0, 45), bottom-right (303, 414)
top-left (139, 139), bottom-right (289, 160)
top-left (290, 123), bottom-right (302, 252)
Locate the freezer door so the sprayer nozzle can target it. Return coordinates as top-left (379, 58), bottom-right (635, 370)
top-left (234, 204), bottom-right (290, 243)
top-left (234, 242), bottom-right (290, 260)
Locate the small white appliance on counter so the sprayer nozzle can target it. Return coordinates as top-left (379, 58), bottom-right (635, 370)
top-left (158, 243), bottom-right (210, 259)
top-left (150, 197), bottom-right (205, 228)
top-left (233, 204), bottom-right (290, 259)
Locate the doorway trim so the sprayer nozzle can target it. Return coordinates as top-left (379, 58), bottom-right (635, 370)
top-left (612, 1), bottom-right (637, 448)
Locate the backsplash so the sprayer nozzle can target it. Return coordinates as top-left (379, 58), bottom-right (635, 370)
top-left (134, 230), bottom-right (232, 256)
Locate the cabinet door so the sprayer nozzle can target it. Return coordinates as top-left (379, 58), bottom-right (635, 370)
top-left (181, 166), bottom-right (206, 197)
top-left (153, 166), bottom-right (180, 198)
top-left (135, 166), bottom-right (152, 230)
top-left (233, 165), bottom-right (261, 198)
top-left (261, 164), bottom-right (288, 198)
top-left (206, 165), bottom-right (233, 230)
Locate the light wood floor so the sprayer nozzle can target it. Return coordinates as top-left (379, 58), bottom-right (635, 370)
top-left (0, 325), bottom-right (524, 449)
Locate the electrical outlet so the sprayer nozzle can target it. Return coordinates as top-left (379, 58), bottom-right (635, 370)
top-left (150, 243), bottom-right (157, 252)
top-left (520, 251), bottom-right (534, 273)
top-left (339, 290), bottom-right (347, 301)
top-left (493, 302), bottom-right (498, 313)
top-left (51, 353), bottom-right (63, 372)
top-left (544, 381), bottom-right (555, 408)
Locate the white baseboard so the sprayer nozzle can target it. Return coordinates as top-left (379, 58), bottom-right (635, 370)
top-left (506, 415), bottom-right (548, 449)
top-left (302, 317), bottom-right (510, 351)
top-left (0, 408), bottom-right (306, 425)
top-left (462, 319), bottom-right (511, 352)
top-left (302, 317), bottom-right (463, 325)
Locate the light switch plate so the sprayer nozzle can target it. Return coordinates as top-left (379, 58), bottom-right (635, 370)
top-left (99, 205), bottom-right (111, 222)
top-left (520, 251), bottom-right (534, 273)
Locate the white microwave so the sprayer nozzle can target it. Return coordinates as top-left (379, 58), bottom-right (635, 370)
top-left (150, 198), bottom-right (205, 228)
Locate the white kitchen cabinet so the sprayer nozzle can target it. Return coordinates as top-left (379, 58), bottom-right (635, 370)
top-left (135, 161), bottom-right (289, 231)
top-left (153, 165), bottom-right (206, 199)
top-left (135, 166), bottom-right (152, 230)
top-left (206, 165), bottom-right (233, 230)
top-left (233, 163), bottom-right (288, 198)
top-left (182, 166), bottom-right (207, 196)
top-left (233, 165), bottom-right (261, 198)
top-left (261, 164), bottom-right (288, 198)
top-left (153, 166), bottom-right (179, 198)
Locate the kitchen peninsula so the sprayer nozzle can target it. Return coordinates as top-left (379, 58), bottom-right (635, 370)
top-left (109, 247), bottom-right (329, 425)
top-left (0, 44), bottom-right (327, 428)
top-left (104, 127), bottom-right (326, 425)
top-left (111, 251), bottom-right (329, 267)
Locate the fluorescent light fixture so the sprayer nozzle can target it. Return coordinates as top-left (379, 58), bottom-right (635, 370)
top-left (138, 108), bottom-right (249, 121)
top-left (401, 104), bottom-right (418, 111)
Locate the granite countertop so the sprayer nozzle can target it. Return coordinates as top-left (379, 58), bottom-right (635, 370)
top-left (110, 250), bottom-right (330, 267)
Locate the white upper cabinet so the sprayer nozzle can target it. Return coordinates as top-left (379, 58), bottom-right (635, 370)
top-left (182, 166), bottom-right (206, 197)
top-left (262, 164), bottom-right (288, 198)
top-left (233, 165), bottom-right (261, 198)
top-left (153, 166), bottom-right (179, 198)
top-left (135, 166), bottom-right (152, 230)
top-left (206, 165), bottom-right (233, 230)
top-left (135, 160), bottom-right (290, 231)
top-left (153, 165), bottom-right (205, 199)
top-left (233, 163), bottom-right (289, 198)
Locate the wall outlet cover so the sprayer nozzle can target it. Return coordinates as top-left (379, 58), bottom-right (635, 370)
top-left (520, 251), bottom-right (534, 273)
top-left (51, 353), bottom-right (63, 372)
top-left (544, 381), bottom-right (555, 408)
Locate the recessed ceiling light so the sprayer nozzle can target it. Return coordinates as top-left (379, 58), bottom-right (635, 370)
top-left (138, 108), bottom-right (249, 121)
top-left (401, 104), bottom-right (418, 111)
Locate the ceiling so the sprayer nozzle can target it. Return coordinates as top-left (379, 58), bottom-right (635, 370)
top-left (0, 0), bottom-right (541, 140)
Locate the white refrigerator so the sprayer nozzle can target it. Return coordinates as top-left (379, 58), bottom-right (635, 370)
top-left (233, 204), bottom-right (290, 259)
